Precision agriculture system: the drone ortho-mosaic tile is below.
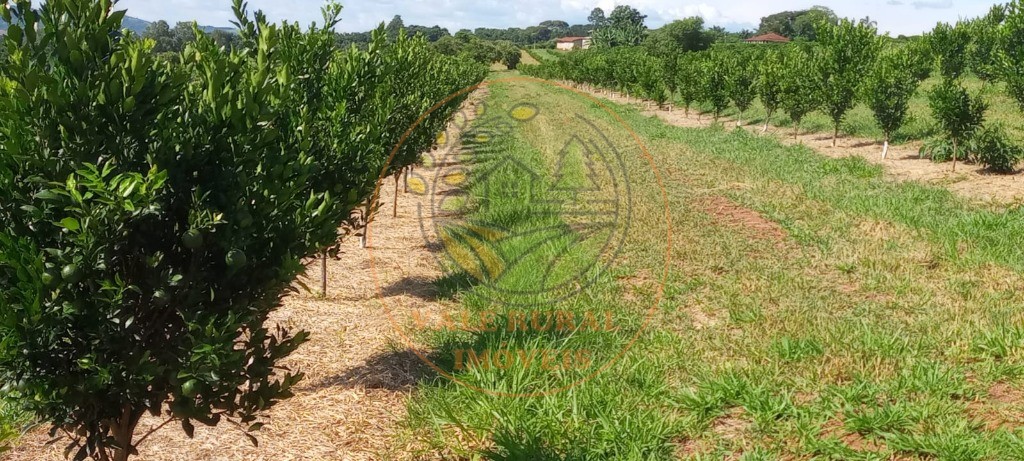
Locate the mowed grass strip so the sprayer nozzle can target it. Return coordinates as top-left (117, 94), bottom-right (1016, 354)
top-left (405, 79), bottom-right (677, 459)
top-left (406, 78), bottom-right (1024, 460)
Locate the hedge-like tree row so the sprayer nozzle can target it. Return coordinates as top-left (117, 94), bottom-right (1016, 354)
top-left (522, 2), bottom-right (1024, 172)
top-left (0, 1), bottom-right (486, 460)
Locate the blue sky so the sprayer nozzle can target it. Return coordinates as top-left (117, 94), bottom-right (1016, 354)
top-left (115, 0), bottom-right (998, 36)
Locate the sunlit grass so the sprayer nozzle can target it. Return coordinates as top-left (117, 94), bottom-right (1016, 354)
top-left (406, 78), bottom-right (1024, 460)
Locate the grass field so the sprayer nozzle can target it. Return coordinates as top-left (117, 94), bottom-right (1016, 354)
top-left (527, 48), bottom-right (567, 63)
top-left (687, 75), bottom-right (1024, 146)
top-left (404, 76), bottom-right (1024, 459)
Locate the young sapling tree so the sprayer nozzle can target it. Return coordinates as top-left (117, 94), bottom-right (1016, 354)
top-left (701, 52), bottom-right (731, 124)
top-left (780, 47), bottom-right (820, 139)
top-left (813, 18), bottom-right (881, 147)
top-left (676, 55), bottom-right (701, 116)
top-left (862, 47), bottom-right (921, 158)
top-left (928, 79), bottom-right (987, 171)
top-left (1002, 0), bottom-right (1024, 111)
top-left (726, 50), bottom-right (757, 127)
top-left (756, 48), bottom-right (786, 134)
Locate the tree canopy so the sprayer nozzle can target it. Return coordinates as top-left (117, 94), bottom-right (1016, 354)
top-left (644, 17), bottom-right (714, 54)
top-left (593, 5), bottom-right (647, 47)
top-left (758, 6), bottom-right (838, 40)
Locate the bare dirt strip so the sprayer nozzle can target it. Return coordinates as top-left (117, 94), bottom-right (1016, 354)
top-left (6, 92), bottom-right (485, 461)
top-left (563, 82), bottom-right (1024, 205)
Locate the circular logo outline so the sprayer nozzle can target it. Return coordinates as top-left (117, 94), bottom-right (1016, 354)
top-left (366, 76), bottom-right (673, 398)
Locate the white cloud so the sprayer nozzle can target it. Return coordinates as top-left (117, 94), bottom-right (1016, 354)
top-left (114, 0), bottom-right (994, 36)
top-left (911, 0), bottom-right (955, 9)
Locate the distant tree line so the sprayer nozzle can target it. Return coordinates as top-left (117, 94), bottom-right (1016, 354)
top-left (590, 5), bottom-right (755, 50)
top-left (141, 20), bottom-right (240, 54)
top-left (337, 15), bottom-right (595, 50)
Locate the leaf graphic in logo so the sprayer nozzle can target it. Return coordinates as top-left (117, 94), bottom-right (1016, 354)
top-left (440, 224), bottom-right (507, 281)
top-left (407, 177), bottom-right (428, 195)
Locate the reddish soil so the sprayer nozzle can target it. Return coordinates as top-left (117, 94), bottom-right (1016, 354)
top-left (701, 196), bottom-right (787, 242)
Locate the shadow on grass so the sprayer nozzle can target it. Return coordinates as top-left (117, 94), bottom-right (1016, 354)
top-left (434, 271), bottom-right (476, 300)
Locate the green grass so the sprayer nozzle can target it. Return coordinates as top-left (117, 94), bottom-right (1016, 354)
top-left (0, 402), bottom-right (28, 454)
top-left (404, 79), bottom-right (677, 459)
top-left (528, 49), bottom-right (566, 63)
top-left (683, 75), bottom-right (1024, 145)
top-left (404, 77), bottom-right (1024, 459)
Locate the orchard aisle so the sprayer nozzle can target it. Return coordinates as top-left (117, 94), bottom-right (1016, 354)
top-left (5, 93), bottom-right (485, 461)
top-left (565, 83), bottom-right (1024, 205)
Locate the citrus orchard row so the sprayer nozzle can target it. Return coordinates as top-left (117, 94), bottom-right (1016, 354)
top-left (0, 0), bottom-right (485, 460)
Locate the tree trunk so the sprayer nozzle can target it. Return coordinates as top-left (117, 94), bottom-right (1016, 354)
top-left (952, 138), bottom-right (958, 172)
top-left (832, 125), bottom-right (839, 147)
top-left (360, 200), bottom-right (372, 249)
top-left (882, 136), bottom-right (890, 159)
top-left (404, 167), bottom-right (410, 193)
top-left (763, 110), bottom-right (772, 134)
top-left (111, 406), bottom-right (139, 461)
top-left (736, 111), bottom-right (743, 127)
top-left (320, 251), bottom-right (328, 297)
top-left (794, 121), bottom-right (800, 139)
top-left (393, 172), bottom-right (400, 218)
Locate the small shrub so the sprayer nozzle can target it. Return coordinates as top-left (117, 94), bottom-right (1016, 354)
top-left (928, 78), bottom-right (987, 170)
top-left (919, 138), bottom-right (956, 163)
top-left (967, 124), bottom-right (1022, 173)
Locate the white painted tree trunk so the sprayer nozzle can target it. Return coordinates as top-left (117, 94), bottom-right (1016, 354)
top-left (881, 140), bottom-right (890, 159)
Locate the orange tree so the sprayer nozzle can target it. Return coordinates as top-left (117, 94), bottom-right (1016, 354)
top-left (861, 46), bottom-right (921, 158)
top-left (1004, 0), bottom-right (1024, 110)
top-left (927, 21), bottom-right (986, 171)
top-left (724, 48), bottom-right (757, 127)
top-left (0, 1), bottom-right (484, 460)
top-left (812, 18), bottom-right (881, 147)
top-left (699, 52), bottom-right (731, 122)
top-left (755, 48), bottom-right (786, 134)
top-left (780, 46), bottom-right (820, 138)
top-left (675, 53), bottom-right (702, 116)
